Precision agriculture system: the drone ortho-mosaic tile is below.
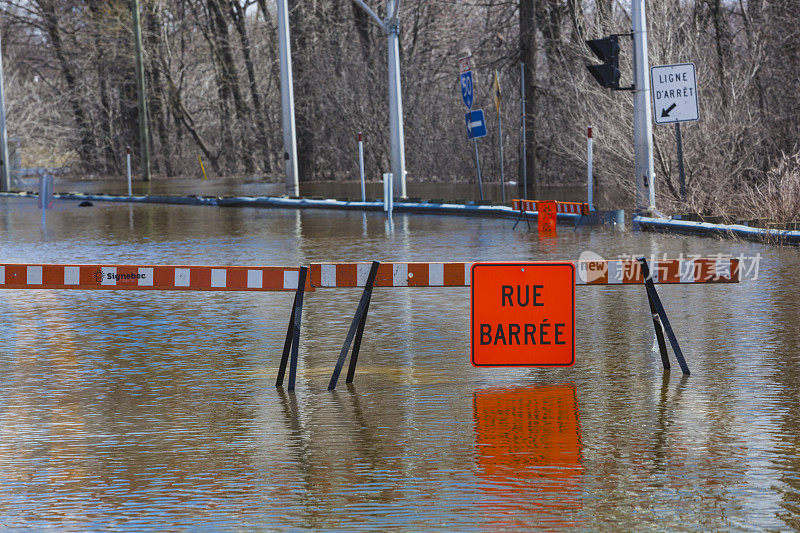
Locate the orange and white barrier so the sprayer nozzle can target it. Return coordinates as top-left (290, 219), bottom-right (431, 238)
top-left (310, 259), bottom-right (739, 288)
top-left (310, 262), bottom-right (473, 288)
top-left (512, 199), bottom-right (590, 216)
top-left (0, 264), bottom-right (312, 291)
top-left (575, 258), bottom-right (739, 284)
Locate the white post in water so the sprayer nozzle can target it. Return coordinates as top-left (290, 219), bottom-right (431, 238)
top-left (126, 146), bottom-right (132, 197)
top-left (632, 0), bottom-right (656, 213)
top-left (277, 0), bottom-right (299, 197)
top-left (587, 126), bottom-right (594, 211)
top-left (358, 132), bottom-right (366, 202)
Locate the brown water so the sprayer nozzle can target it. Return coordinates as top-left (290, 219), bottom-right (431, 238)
top-left (0, 196), bottom-right (798, 530)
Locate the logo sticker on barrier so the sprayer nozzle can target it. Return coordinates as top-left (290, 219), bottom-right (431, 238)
top-left (471, 262), bottom-right (575, 367)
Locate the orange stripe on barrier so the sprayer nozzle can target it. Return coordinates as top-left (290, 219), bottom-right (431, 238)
top-left (0, 264), bottom-right (313, 292)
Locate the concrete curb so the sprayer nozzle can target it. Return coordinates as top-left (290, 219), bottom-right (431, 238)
top-left (634, 215), bottom-right (800, 244)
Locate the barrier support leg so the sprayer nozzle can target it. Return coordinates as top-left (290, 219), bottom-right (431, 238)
top-left (638, 258), bottom-right (690, 375)
top-left (512, 210), bottom-right (531, 231)
top-left (646, 283), bottom-right (670, 370)
top-left (328, 261), bottom-right (380, 391)
top-left (276, 266), bottom-right (308, 390)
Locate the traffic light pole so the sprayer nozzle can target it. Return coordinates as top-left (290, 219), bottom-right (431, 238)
top-left (277, 0), bottom-right (300, 197)
top-left (632, 0), bottom-right (656, 213)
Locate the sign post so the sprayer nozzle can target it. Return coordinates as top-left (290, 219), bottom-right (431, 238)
top-left (459, 54), bottom-right (484, 201)
top-left (471, 262), bottom-right (575, 367)
top-left (650, 62), bottom-right (699, 201)
top-left (38, 174), bottom-right (54, 227)
top-left (494, 70), bottom-right (505, 203)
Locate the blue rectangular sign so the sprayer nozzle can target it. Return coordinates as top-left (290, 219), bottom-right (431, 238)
top-left (460, 71), bottom-right (474, 109)
top-left (465, 109), bottom-right (487, 140)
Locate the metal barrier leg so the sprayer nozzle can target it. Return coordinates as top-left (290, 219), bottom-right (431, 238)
top-left (276, 266), bottom-right (308, 390)
top-left (646, 284), bottom-right (670, 370)
top-left (512, 210), bottom-right (531, 231)
top-left (328, 261), bottom-right (380, 390)
top-left (638, 258), bottom-right (690, 375)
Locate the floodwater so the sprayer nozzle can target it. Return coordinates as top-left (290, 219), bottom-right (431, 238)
top-left (0, 196), bottom-right (798, 531)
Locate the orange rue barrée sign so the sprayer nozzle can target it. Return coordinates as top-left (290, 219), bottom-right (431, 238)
top-left (471, 262), bottom-right (575, 367)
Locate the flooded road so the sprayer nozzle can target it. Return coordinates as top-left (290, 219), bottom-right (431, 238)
top-left (1, 196), bottom-right (798, 530)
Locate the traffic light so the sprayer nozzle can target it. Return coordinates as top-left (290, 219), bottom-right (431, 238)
top-left (585, 36), bottom-right (620, 89)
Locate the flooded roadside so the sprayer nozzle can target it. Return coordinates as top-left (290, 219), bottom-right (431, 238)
top-left (0, 196), bottom-right (798, 530)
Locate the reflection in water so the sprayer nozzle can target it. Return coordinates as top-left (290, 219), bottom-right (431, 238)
top-left (473, 384), bottom-right (583, 529)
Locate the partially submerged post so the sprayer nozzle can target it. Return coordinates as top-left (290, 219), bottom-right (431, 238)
top-left (357, 132), bottom-right (366, 202)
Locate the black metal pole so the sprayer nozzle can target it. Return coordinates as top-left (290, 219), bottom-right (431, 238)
top-left (328, 261), bottom-right (380, 391)
top-left (646, 282), bottom-right (670, 370)
top-left (287, 266), bottom-right (308, 391)
top-left (276, 278), bottom-right (301, 387)
top-left (675, 123), bottom-right (686, 201)
top-left (638, 258), bottom-right (690, 375)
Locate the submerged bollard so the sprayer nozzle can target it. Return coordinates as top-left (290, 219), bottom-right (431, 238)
top-left (328, 261), bottom-right (380, 390)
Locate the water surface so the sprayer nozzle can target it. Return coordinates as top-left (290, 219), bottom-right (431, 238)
top-left (0, 197), bottom-right (797, 530)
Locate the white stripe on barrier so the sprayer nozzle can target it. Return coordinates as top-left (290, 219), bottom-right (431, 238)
top-left (247, 269), bottom-right (262, 289)
top-left (283, 270), bottom-right (299, 290)
top-left (175, 268), bottom-right (190, 287)
top-left (430, 263), bottom-right (444, 286)
top-left (465, 263), bottom-right (472, 286)
top-left (393, 263), bottom-right (408, 287)
top-left (680, 260), bottom-right (695, 283)
top-left (101, 267), bottom-right (116, 286)
top-left (211, 268), bottom-right (226, 288)
top-left (28, 266), bottom-right (43, 285)
top-left (139, 267), bottom-right (154, 286)
top-left (357, 263), bottom-right (371, 286)
top-left (0, 266), bottom-right (5, 285)
top-left (65, 266), bottom-right (80, 285)
top-left (321, 264), bottom-right (336, 287)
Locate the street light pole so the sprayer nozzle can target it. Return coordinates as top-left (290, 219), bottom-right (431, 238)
top-left (276, 0), bottom-right (299, 197)
top-left (0, 29), bottom-right (10, 191)
top-left (353, 0), bottom-right (406, 198)
top-left (131, 0), bottom-right (151, 182)
top-left (632, 0), bottom-right (656, 212)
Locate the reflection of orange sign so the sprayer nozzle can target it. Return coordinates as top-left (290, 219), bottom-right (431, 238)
top-left (471, 262), bottom-right (575, 367)
top-left (474, 385), bottom-right (583, 527)
top-left (537, 200), bottom-right (557, 235)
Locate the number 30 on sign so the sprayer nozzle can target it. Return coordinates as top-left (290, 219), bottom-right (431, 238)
top-left (471, 262), bottom-right (575, 367)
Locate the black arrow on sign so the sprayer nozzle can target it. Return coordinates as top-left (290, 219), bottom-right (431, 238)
top-left (661, 103), bottom-right (677, 118)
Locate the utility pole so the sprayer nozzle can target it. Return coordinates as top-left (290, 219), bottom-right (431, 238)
top-left (632, 0), bottom-right (656, 212)
top-left (0, 29), bottom-right (11, 192)
top-left (131, 0), bottom-right (151, 181)
top-left (276, 0), bottom-right (299, 197)
top-left (354, 0), bottom-right (406, 198)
